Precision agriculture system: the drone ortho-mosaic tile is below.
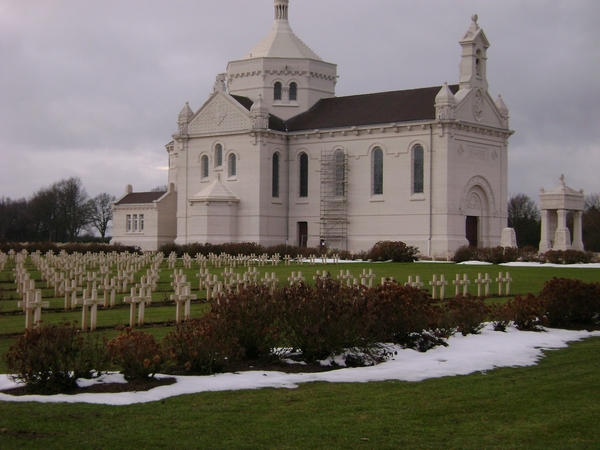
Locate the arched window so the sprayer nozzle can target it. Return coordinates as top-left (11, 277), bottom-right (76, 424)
top-left (274, 82), bottom-right (282, 101)
top-left (228, 153), bottom-right (237, 178)
top-left (272, 152), bottom-right (280, 198)
top-left (214, 144), bottom-right (223, 168)
top-left (299, 152), bottom-right (308, 197)
top-left (201, 155), bottom-right (209, 179)
top-left (289, 82), bottom-right (298, 102)
top-left (334, 150), bottom-right (346, 197)
top-left (413, 145), bottom-right (424, 194)
top-left (372, 147), bottom-right (383, 195)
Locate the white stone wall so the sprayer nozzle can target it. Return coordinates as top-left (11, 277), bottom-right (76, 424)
top-left (111, 190), bottom-right (177, 251)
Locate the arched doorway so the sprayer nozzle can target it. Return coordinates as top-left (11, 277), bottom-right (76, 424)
top-left (463, 187), bottom-right (489, 248)
top-left (460, 176), bottom-right (495, 249)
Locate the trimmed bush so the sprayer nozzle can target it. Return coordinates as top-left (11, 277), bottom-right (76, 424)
top-left (210, 284), bottom-right (282, 361)
top-left (519, 246), bottom-right (542, 262)
top-left (544, 250), bottom-right (594, 264)
top-left (508, 293), bottom-right (547, 331)
top-left (163, 315), bottom-right (236, 375)
top-left (367, 241), bottom-right (419, 262)
top-left (363, 282), bottom-right (447, 351)
top-left (539, 277), bottom-right (600, 327)
top-left (277, 277), bottom-right (371, 362)
top-left (107, 328), bottom-right (163, 380)
top-left (452, 246), bottom-right (519, 264)
top-left (4, 322), bottom-right (107, 394)
top-left (443, 295), bottom-right (489, 336)
top-left (491, 294), bottom-right (546, 331)
top-left (0, 242), bottom-right (140, 255)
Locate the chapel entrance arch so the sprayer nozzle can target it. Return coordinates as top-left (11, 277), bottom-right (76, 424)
top-left (466, 216), bottom-right (478, 247)
top-left (462, 184), bottom-right (491, 248)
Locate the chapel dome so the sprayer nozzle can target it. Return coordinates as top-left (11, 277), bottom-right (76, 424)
top-left (242, 0), bottom-right (322, 61)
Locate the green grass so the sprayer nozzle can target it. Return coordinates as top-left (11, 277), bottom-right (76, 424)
top-left (1, 258), bottom-right (599, 448)
top-left (0, 336), bottom-right (598, 449)
top-left (1, 259), bottom-right (598, 369)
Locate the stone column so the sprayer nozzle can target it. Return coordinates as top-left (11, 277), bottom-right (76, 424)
top-left (539, 209), bottom-right (552, 253)
top-left (553, 209), bottom-right (572, 251)
top-left (572, 210), bottom-right (584, 251)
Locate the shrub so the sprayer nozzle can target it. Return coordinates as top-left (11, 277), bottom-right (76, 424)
top-left (519, 245), bottom-right (542, 262)
top-left (453, 245), bottom-right (474, 263)
top-left (544, 250), bottom-right (594, 264)
top-left (4, 322), bottom-right (108, 394)
top-left (491, 294), bottom-right (546, 331)
top-left (163, 315), bottom-right (236, 375)
top-left (539, 278), bottom-right (600, 327)
top-left (509, 293), bottom-right (547, 331)
top-left (106, 328), bottom-right (163, 380)
top-left (363, 282), bottom-right (447, 351)
top-left (443, 295), bottom-right (489, 336)
top-left (501, 246), bottom-right (520, 263)
top-left (453, 246), bottom-right (519, 263)
top-left (210, 284), bottom-right (282, 361)
top-left (278, 277), bottom-right (372, 362)
top-left (367, 241), bottom-right (419, 262)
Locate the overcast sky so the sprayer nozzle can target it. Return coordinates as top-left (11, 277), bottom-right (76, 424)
top-left (1, 0), bottom-right (599, 203)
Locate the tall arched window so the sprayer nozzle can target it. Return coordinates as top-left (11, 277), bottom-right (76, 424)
top-left (334, 150), bottom-right (346, 197)
top-left (228, 153), bottom-right (237, 178)
top-left (274, 82), bottom-right (282, 101)
top-left (201, 155), bottom-right (209, 179)
top-left (372, 147), bottom-right (383, 195)
top-left (214, 144), bottom-right (223, 167)
top-left (299, 152), bottom-right (308, 197)
top-left (272, 152), bottom-right (280, 198)
top-left (289, 82), bottom-right (298, 102)
top-left (413, 145), bottom-right (424, 194)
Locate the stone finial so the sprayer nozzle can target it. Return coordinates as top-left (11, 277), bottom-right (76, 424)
top-left (435, 82), bottom-right (456, 121)
top-left (495, 94), bottom-right (509, 127)
top-left (213, 73), bottom-right (227, 93)
top-left (250, 94), bottom-right (269, 130)
top-left (463, 13), bottom-right (481, 39)
top-left (178, 102), bottom-right (194, 124)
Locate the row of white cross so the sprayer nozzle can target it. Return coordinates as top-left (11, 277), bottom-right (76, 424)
top-left (165, 251), bottom-right (342, 269)
top-left (7, 250), bottom-right (514, 331)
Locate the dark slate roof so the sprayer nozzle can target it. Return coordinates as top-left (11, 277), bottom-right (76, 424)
top-left (231, 95), bottom-right (287, 132)
top-left (286, 85), bottom-right (459, 131)
top-left (115, 191), bottom-right (166, 205)
top-left (231, 95), bottom-right (253, 110)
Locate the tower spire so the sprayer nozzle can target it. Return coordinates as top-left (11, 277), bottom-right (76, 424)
top-left (459, 14), bottom-right (490, 91)
top-left (274, 0), bottom-right (289, 21)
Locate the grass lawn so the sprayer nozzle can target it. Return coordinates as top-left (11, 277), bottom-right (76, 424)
top-left (0, 258), bottom-right (599, 448)
top-left (0, 336), bottom-right (598, 449)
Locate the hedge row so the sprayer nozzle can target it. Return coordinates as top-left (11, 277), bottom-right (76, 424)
top-left (5, 277), bottom-right (599, 394)
top-left (453, 245), bottom-right (597, 264)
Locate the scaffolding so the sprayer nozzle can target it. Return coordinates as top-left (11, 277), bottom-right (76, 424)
top-left (320, 149), bottom-right (348, 250)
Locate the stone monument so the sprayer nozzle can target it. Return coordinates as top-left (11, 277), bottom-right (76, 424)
top-left (539, 175), bottom-right (584, 252)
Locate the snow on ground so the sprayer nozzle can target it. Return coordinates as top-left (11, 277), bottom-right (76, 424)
top-left (1, 325), bottom-right (598, 406)
top-left (456, 261), bottom-right (493, 265)
top-left (501, 262), bottom-right (600, 269)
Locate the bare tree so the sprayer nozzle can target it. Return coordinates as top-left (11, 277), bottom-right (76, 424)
top-left (0, 197), bottom-right (31, 241)
top-left (54, 177), bottom-right (91, 240)
top-left (508, 193), bottom-right (540, 248)
top-left (583, 193), bottom-right (600, 252)
top-left (87, 193), bottom-right (116, 239)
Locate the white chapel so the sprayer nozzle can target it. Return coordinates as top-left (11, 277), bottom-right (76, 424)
top-left (111, 0), bottom-right (513, 255)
